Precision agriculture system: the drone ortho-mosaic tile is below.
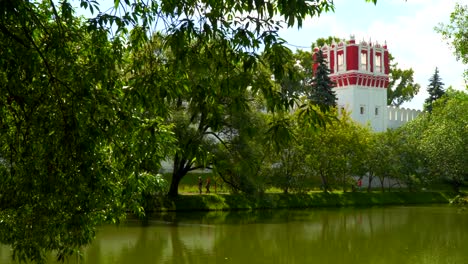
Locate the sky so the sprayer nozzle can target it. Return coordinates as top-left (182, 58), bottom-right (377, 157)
top-left (75, 0), bottom-right (466, 110)
top-left (277, 0), bottom-right (467, 110)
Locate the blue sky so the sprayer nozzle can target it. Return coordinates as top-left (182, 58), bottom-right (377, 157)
top-left (75, 0), bottom-right (466, 110)
top-left (278, 0), bottom-right (466, 110)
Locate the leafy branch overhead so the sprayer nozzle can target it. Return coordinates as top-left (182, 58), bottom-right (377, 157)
top-left (436, 3), bottom-right (468, 81)
top-left (387, 54), bottom-right (420, 107)
top-left (0, 0), bottom-right (375, 263)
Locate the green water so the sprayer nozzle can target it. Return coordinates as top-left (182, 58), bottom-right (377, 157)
top-left (2, 205), bottom-right (468, 263)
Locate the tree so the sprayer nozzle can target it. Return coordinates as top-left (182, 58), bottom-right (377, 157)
top-left (162, 37), bottom-right (260, 197)
top-left (0, 0), bottom-right (378, 262)
top-left (212, 109), bottom-right (271, 194)
top-left (393, 127), bottom-right (427, 191)
top-left (387, 55), bottom-right (421, 107)
top-left (424, 67), bottom-right (445, 112)
top-left (311, 36), bottom-right (343, 49)
top-left (163, 37), bottom-right (335, 197)
top-left (310, 49), bottom-right (337, 109)
top-left (265, 112), bottom-right (311, 194)
top-left (0, 3), bottom-right (174, 263)
top-left (268, 147), bottom-right (307, 193)
top-left (371, 132), bottom-right (401, 191)
top-left (290, 50), bottom-right (318, 97)
top-left (362, 127), bottom-right (425, 193)
top-left (301, 109), bottom-right (369, 192)
top-left (401, 89), bottom-right (467, 192)
top-left (261, 47), bottom-right (309, 108)
top-left (420, 90), bottom-right (468, 191)
top-left (304, 36), bottom-right (341, 101)
top-left (436, 3), bottom-right (468, 82)
top-left (159, 36), bottom-right (309, 197)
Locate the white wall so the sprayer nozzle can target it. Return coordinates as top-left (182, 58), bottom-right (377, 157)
top-left (387, 106), bottom-right (423, 129)
top-left (335, 85), bottom-right (387, 132)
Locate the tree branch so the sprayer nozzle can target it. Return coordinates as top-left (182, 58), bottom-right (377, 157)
top-left (205, 131), bottom-right (230, 152)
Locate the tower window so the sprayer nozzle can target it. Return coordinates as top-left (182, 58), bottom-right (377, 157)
top-left (375, 107), bottom-right (379, 116)
top-left (361, 52), bottom-right (367, 70)
top-left (360, 106), bottom-right (365, 115)
top-left (375, 54), bottom-right (382, 72)
top-left (337, 53), bottom-right (344, 71)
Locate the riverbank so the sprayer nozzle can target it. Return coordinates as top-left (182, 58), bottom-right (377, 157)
top-left (149, 191), bottom-right (455, 212)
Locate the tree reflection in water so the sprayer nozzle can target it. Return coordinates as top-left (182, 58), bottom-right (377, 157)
top-left (1, 206), bottom-right (467, 264)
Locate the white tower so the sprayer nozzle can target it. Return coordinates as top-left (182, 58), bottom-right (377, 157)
top-left (314, 36), bottom-right (390, 132)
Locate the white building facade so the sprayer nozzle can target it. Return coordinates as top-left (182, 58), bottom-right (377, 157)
top-left (314, 36), bottom-right (421, 131)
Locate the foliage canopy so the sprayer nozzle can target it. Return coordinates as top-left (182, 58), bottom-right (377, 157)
top-left (436, 3), bottom-right (468, 82)
top-left (0, 0), bottom-right (376, 262)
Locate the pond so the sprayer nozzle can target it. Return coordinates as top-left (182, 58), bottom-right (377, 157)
top-left (2, 205), bottom-right (467, 263)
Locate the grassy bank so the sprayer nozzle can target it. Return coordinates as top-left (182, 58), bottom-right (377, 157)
top-left (149, 191), bottom-right (454, 212)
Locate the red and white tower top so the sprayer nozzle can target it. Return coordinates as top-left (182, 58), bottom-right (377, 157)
top-left (313, 35), bottom-right (390, 89)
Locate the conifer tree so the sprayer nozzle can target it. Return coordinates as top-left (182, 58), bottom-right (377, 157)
top-left (310, 49), bottom-right (337, 110)
top-left (424, 67), bottom-right (445, 112)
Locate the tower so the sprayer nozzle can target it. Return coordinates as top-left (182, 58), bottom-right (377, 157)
top-left (313, 35), bottom-right (390, 132)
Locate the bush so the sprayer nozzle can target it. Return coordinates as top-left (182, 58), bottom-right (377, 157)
top-left (126, 172), bottom-right (168, 217)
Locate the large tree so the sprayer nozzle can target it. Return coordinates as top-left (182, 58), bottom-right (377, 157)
top-left (403, 89), bottom-right (468, 192)
top-left (436, 3), bottom-right (468, 82)
top-left (387, 55), bottom-right (421, 107)
top-left (0, 0), bottom-right (378, 262)
top-left (291, 50), bottom-right (314, 96)
top-left (0, 3), bottom-right (175, 263)
top-left (424, 67), bottom-right (445, 112)
top-left (394, 126), bottom-right (428, 191)
top-left (301, 109), bottom-right (370, 192)
top-left (159, 36), bottom-right (310, 197)
top-left (212, 108), bottom-right (272, 194)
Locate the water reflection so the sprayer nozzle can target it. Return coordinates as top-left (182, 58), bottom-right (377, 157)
top-left (2, 206), bottom-right (468, 264)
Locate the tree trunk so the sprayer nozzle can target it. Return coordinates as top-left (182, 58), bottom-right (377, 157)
top-left (320, 172), bottom-right (328, 192)
top-left (168, 171), bottom-right (183, 197)
top-left (452, 177), bottom-right (461, 193)
top-left (342, 172), bottom-right (347, 192)
top-left (167, 154), bottom-right (189, 197)
top-left (367, 173), bottom-right (373, 192)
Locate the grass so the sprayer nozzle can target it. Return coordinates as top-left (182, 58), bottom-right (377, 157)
top-left (163, 172), bottom-right (233, 194)
top-left (153, 173), bottom-right (461, 212)
top-left (148, 190), bottom-right (455, 212)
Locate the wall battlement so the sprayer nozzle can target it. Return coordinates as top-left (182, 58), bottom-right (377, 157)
top-left (387, 106), bottom-right (422, 129)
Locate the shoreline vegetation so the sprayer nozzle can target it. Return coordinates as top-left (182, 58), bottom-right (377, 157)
top-left (148, 191), bottom-right (457, 213)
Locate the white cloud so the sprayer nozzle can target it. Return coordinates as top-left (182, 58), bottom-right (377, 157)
top-left (279, 0), bottom-right (466, 110)
top-left (366, 1), bottom-right (464, 109)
